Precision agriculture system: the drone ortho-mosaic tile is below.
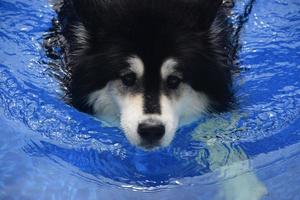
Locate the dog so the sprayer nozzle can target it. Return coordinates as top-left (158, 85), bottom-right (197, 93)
top-left (54, 0), bottom-right (235, 149)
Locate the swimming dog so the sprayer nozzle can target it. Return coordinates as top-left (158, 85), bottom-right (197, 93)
top-left (54, 0), bottom-right (235, 149)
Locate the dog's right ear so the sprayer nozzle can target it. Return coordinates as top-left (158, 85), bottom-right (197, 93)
top-left (71, 0), bottom-right (105, 27)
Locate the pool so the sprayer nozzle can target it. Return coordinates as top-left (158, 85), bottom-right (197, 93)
top-left (0, 0), bottom-right (299, 199)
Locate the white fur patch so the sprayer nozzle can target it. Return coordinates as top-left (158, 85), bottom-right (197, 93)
top-left (127, 56), bottom-right (144, 78)
top-left (87, 83), bottom-right (120, 125)
top-left (175, 84), bottom-right (209, 125)
top-left (158, 95), bottom-right (179, 146)
top-left (118, 94), bottom-right (145, 145)
top-left (161, 58), bottom-right (178, 79)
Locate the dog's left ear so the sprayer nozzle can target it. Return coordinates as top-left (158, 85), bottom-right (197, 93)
top-left (197, 0), bottom-right (224, 30)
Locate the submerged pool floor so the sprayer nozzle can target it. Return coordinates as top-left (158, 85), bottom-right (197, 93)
top-left (0, 0), bottom-right (300, 199)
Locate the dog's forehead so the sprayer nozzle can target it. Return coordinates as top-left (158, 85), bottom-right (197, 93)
top-left (126, 56), bottom-right (179, 79)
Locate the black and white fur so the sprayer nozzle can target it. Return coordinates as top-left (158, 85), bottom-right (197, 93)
top-left (56, 0), bottom-right (235, 149)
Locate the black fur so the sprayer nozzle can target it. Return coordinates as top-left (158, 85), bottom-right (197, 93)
top-left (55, 0), bottom-right (235, 114)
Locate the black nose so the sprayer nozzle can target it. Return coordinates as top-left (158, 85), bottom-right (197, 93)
top-left (138, 122), bottom-right (165, 144)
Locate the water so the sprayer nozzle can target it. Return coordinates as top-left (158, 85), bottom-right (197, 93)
top-left (0, 0), bottom-right (300, 199)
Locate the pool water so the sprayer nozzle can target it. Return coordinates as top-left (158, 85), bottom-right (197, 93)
top-left (0, 0), bottom-right (300, 199)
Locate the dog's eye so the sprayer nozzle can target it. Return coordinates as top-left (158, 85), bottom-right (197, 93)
top-left (121, 73), bottom-right (136, 87)
top-left (167, 75), bottom-right (181, 89)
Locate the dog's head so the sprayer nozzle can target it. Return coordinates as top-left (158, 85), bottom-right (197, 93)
top-left (68, 0), bottom-right (234, 149)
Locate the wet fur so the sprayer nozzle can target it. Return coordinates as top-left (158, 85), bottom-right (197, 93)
top-left (57, 0), bottom-right (234, 109)
top-left (52, 0), bottom-right (236, 147)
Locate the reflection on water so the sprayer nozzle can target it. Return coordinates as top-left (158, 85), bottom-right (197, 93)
top-left (0, 0), bottom-right (300, 199)
top-left (193, 114), bottom-right (267, 199)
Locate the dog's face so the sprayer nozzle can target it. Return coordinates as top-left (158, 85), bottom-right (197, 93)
top-left (68, 0), bottom-right (233, 149)
top-left (87, 56), bottom-right (211, 148)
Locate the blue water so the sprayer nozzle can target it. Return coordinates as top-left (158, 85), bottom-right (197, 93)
top-left (0, 0), bottom-right (300, 199)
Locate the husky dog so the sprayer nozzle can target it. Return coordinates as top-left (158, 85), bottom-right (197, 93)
top-left (55, 0), bottom-right (235, 149)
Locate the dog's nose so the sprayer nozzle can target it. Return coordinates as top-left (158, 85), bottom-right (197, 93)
top-left (138, 122), bottom-right (165, 144)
